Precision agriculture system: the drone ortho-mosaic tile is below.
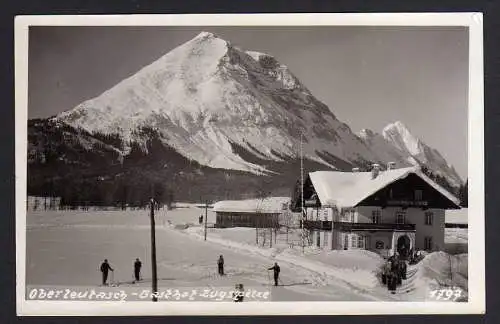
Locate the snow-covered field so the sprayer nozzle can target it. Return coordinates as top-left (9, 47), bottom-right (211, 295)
top-left (25, 205), bottom-right (468, 302)
top-left (444, 208), bottom-right (468, 255)
top-left (445, 208), bottom-right (468, 225)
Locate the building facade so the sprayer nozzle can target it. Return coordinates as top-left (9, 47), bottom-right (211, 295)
top-left (26, 196), bottom-right (62, 211)
top-left (292, 166), bottom-right (461, 258)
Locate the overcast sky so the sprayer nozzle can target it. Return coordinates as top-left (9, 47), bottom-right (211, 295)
top-left (28, 26), bottom-right (469, 179)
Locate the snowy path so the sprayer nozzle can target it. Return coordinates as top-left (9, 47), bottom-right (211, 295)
top-left (178, 224), bottom-right (468, 302)
top-left (26, 211), bottom-right (374, 301)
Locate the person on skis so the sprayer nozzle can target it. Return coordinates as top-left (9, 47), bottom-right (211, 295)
top-left (268, 262), bottom-right (281, 286)
top-left (217, 255), bottom-right (224, 276)
top-left (199, 215), bottom-right (203, 225)
top-left (134, 258), bottom-right (142, 282)
top-left (100, 259), bottom-right (114, 286)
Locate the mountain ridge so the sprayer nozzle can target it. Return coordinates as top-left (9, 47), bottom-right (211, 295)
top-left (28, 31), bottom-right (463, 204)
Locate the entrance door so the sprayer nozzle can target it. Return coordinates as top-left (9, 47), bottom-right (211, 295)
top-left (365, 236), bottom-right (371, 250)
top-left (396, 235), bottom-right (411, 259)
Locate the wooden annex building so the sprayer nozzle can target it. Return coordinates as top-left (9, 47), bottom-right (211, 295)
top-left (213, 197), bottom-right (290, 228)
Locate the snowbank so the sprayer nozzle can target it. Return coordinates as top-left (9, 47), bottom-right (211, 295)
top-left (417, 252), bottom-right (468, 297)
top-left (279, 249), bottom-right (384, 290)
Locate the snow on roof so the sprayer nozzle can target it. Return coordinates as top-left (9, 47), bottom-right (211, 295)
top-left (309, 166), bottom-right (460, 209)
top-left (445, 208), bottom-right (468, 224)
top-left (213, 197), bottom-right (290, 214)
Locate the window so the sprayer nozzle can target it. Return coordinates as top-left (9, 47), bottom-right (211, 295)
top-left (395, 211), bottom-right (406, 224)
top-left (415, 189), bottom-right (423, 201)
top-left (424, 236), bottom-right (433, 251)
top-left (358, 235), bottom-right (365, 249)
top-left (372, 210), bottom-right (381, 224)
top-left (351, 235), bottom-right (357, 248)
top-left (350, 209), bottom-right (356, 222)
top-left (425, 211), bottom-right (434, 225)
top-left (348, 234), bottom-right (365, 249)
top-left (342, 209), bottom-right (354, 222)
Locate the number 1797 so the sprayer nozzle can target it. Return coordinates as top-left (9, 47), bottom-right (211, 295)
top-left (429, 288), bottom-right (462, 301)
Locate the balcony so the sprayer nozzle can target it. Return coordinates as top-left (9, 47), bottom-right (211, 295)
top-left (301, 221), bottom-right (416, 232)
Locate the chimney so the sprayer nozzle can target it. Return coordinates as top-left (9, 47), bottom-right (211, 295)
top-left (352, 167), bottom-right (360, 173)
top-left (371, 163), bottom-right (380, 179)
top-left (387, 162), bottom-right (396, 170)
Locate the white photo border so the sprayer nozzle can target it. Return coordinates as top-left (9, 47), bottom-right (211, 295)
top-left (15, 12), bottom-right (485, 316)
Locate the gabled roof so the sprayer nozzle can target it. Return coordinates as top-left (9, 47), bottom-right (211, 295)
top-left (309, 167), bottom-right (460, 209)
top-left (213, 197), bottom-right (290, 214)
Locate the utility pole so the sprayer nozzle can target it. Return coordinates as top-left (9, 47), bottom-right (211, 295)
top-left (300, 132), bottom-right (305, 254)
top-left (269, 225), bottom-right (272, 248)
top-left (316, 206), bottom-right (320, 248)
top-left (149, 187), bottom-right (158, 302)
top-left (204, 201), bottom-right (208, 241)
top-left (331, 207), bottom-right (336, 250)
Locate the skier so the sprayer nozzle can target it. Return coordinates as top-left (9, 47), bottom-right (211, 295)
top-left (199, 215), bottom-right (203, 225)
top-left (268, 262), bottom-right (281, 286)
top-left (217, 255), bottom-right (224, 276)
top-left (134, 258), bottom-right (142, 282)
top-left (100, 259), bottom-right (114, 286)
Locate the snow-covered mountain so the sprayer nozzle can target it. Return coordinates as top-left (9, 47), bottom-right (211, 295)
top-left (357, 122), bottom-right (463, 187)
top-left (381, 121), bottom-right (463, 187)
top-left (51, 31), bottom-right (462, 189)
top-left (357, 128), bottom-right (411, 167)
top-left (55, 31), bottom-right (380, 174)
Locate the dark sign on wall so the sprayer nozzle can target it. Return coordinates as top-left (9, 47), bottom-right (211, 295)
top-left (386, 200), bottom-right (429, 207)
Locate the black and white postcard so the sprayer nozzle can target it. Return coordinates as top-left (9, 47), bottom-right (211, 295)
top-left (15, 13), bottom-right (485, 315)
